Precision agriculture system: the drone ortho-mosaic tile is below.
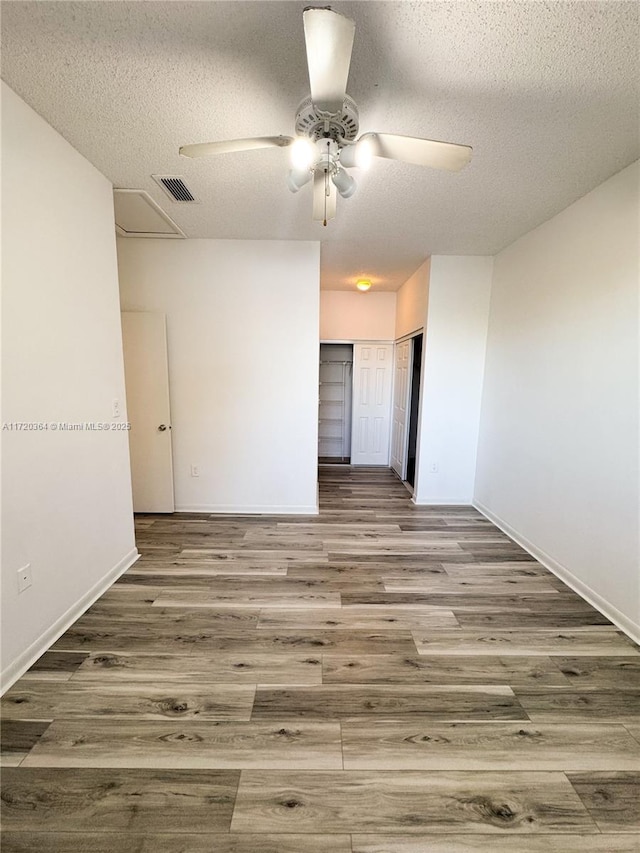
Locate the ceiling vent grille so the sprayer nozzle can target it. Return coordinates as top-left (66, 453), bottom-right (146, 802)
top-left (152, 175), bottom-right (198, 203)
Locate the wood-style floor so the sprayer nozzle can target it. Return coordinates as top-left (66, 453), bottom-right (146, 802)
top-left (2, 466), bottom-right (639, 852)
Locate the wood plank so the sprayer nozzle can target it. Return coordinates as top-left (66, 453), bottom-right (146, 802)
top-left (50, 609), bottom-right (261, 653)
top-left (257, 607), bottom-right (459, 630)
top-left (342, 721), bottom-right (640, 770)
top-left (152, 591), bottom-right (341, 608)
top-left (455, 612), bottom-right (612, 627)
top-left (128, 563), bottom-right (289, 576)
top-left (54, 627), bottom-right (417, 657)
top-left (251, 684), bottom-right (527, 721)
top-left (0, 721), bottom-right (51, 766)
top-left (0, 768), bottom-right (239, 832)
top-left (161, 549), bottom-right (329, 563)
top-left (276, 522), bottom-right (402, 533)
top-left (514, 688), bottom-right (640, 722)
top-left (0, 833), bottom-right (352, 853)
top-left (1, 681), bottom-right (256, 722)
top-left (322, 655), bottom-right (571, 686)
top-left (412, 628), bottom-right (639, 656)
top-left (285, 564), bottom-right (447, 579)
top-left (232, 630), bottom-right (417, 655)
top-left (554, 656), bottom-right (640, 690)
top-left (230, 770), bottom-right (595, 833)
top-left (567, 771), bottom-right (640, 832)
top-left (341, 592), bottom-right (571, 607)
top-left (51, 629), bottom-right (266, 655)
top-left (343, 591), bottom-right (597, 609)
top-left (70, 652), bottom-right (323, 684)
top-left (351, 834), bottom-right (640, 852)
top-left (383, 577), bottom-right (560, 595)
top-left (442, 562), bottom-right (547, 577)
top-left (22, 719), bottom-right (342, 769)
top-left (327, 542), bottom-right (465, 554)
top-left (118, 573), bottom-right (332, 587)
top-left (21, 651), bottom-right (89, 681)
top-left (78, 586), bottom-right (164, 607)
top-left (66, 606), bottom-right (260, 627)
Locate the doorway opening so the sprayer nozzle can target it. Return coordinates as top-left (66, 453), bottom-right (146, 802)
top-left (318, 343), bottom-right (353, 464)
top-left (405, 333), bottom-right (423, 488)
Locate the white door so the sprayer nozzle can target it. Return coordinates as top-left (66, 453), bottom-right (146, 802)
top-left (390, 339), bottom-right (412, 479)
top-left (351, 343), bottom-right (393, 465)
top-left (121, 312), bottom-right (175, 512)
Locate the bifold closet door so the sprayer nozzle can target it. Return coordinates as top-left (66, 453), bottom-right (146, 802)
top-left (351, 343), bottom-right (393, 465)
top-left (390, 338), bottom-right (412, 479)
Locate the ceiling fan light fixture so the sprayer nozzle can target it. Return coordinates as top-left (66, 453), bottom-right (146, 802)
top-left (339, 137), bottom-right (373, 171)
top-left (290, 137), bottom-right (316, 171)
top-left (338, 144), bottom-right (356, 169)
top-left (286, 167), bottom-right (313, 193)
top-left (356, 278), bottom-right (372, 292)
top-left (355, 136), bottom-right (373, 171)
top-left (332, 167), bottom-right (357, 198)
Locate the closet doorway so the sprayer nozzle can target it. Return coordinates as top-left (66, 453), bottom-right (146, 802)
top-left (405, 333), bottom-right (423, 488)
top-left (391, 331), bottom-right (424, 488)
top-left (318, 343), bottom-right (353, 464)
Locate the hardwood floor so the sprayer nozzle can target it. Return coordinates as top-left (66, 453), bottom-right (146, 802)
top-left (2, 466), bottom-right (639, 851)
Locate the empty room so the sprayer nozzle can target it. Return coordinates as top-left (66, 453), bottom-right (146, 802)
top-left (1, 1), bottom-right (639, 851)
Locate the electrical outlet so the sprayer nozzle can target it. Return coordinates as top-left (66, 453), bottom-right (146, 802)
top-left (429, 462), bottom-right (439, 474)
top-left (112, 398), bottom-right (121, 418)
top-left (17, 563), bottom-right (32, 593)
top-left (190, 465), bottom-right (200, 478)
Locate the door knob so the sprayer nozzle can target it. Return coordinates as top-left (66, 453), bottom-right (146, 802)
top-left (158, 424), bottom-right (170, 431)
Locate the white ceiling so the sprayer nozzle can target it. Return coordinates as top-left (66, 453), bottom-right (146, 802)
top-left (2, 1), bottom-right (638, 291)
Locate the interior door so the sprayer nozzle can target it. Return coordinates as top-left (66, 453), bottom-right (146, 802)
top-left (351, 343), bottom-right (393, 465)
top-left (390, 338), bottom-right (413, 479)
top-left (121, 312), bottom-right (175, 512)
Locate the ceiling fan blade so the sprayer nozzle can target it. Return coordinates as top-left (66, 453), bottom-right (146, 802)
top-left (179, 136), bottom-right (294, 158)
top-left (303, 8), bottom-right (355, 115)
top-left (362, 132), bottom-right (472, 172)
top-left (312, 170), bottom-right (337, 225)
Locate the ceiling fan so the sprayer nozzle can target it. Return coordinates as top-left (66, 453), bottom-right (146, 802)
top-left (179, 6), bottom-right (472, 225)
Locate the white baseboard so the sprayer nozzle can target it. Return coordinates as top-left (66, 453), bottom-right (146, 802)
top-left (0, 547), bottom-right (140, 695)
top-left (473, 499), bottom-right (640, 646)
top-left (412, 497), bottom-right (472, 506)
top-left (175, 504), bottom-right (319, 515)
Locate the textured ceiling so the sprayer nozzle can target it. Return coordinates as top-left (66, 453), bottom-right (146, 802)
top-left (2, 1), bottom-right (638, 290)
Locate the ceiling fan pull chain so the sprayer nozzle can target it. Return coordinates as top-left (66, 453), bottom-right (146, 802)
top-left (323, 169), bottom-right (328, 226)
top-left (323, 140), bottom-right (331, 226)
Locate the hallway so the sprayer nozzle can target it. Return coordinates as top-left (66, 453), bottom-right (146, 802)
top-left (2, 466), bottom-right (639, 850)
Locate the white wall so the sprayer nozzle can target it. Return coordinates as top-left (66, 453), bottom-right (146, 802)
top-left (1, 83), bottom-right (137, 691)
top-left (395, 258), bottom-right (430, 340)
top-left (320, 291), bottom-right (396, 341)
top-left (414, 256), bottom-right (493, 504)
top-left (117, 238), bottom-right (320, 513)
top-left (475, 161), bottom-right (640, 639)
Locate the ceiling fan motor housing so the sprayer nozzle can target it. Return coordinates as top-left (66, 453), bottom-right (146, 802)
top-left (295, 94), bottom-right (359, 143)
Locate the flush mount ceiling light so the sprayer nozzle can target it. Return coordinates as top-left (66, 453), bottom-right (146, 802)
top-left (179, 7), bottom-right (472, 226)
top-left (356, 279), bottom-right (372, 292)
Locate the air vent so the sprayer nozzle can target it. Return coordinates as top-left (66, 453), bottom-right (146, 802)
top-left (152, 175), bottom-right (199, 203)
